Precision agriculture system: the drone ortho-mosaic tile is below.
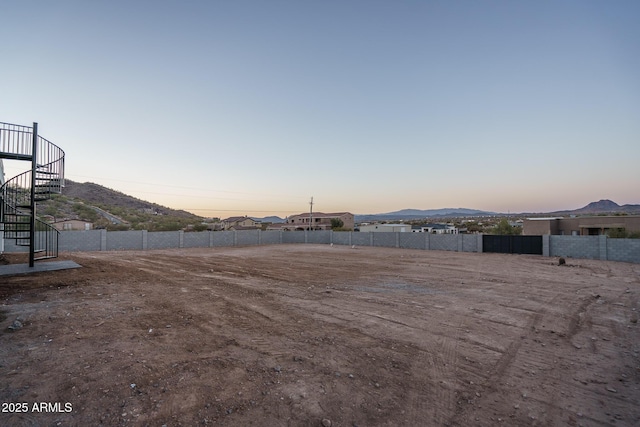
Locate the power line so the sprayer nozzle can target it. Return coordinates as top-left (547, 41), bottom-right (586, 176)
top-left (66, 173), bottom-right (308, 200)
top-left (182, 208), bottom-right (299, 213)
top-left (0, 166), bottom-right (311, 216)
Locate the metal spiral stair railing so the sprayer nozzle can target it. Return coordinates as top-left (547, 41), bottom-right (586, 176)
top-left (1, 121), bottom-right (65, 266)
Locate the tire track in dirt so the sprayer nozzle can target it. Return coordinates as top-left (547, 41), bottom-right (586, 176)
top-left (3, 247), bottom-right (639, 426)
top-left (446, 294), bottom-right (554, 425)
top-left (432, 318), bottom-right (464, 426)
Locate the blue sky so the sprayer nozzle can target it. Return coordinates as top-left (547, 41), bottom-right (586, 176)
top-left (2, 0), bottom-right (639, 218)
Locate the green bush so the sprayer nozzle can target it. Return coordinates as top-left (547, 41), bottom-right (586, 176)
top-left (491, 218), bottom-right (521, 235)
top-left (608, 228), bottom-right (640, 239)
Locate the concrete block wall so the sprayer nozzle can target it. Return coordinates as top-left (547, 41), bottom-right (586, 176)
top-left (462, 234), bottom-right (479, 253)
top-left (350, 232), bottom-right (371, 247)
top-left (606, 238), bottom-right (640, 263)
top-left (399, 233), bottom-right (425, 250)
top-left (212, 231), bottom-right (235, 247)
top-left (184, 231), bottom-right (210, 248)
top-left (2, 239), bottom-right (28, 253)
top-left (332, 232), bottom-right (352, 246)
top-left (372, 232), bottom-right (397, 248)
top-left (5, 230), bottom-right (639, 264)
top-left (236, 230), bottom-right (260, 246)
top-left (56, 229), bottom-right (103, 252)
top-left (429, 234), bottom-right (457, 252)
top-left (106, 230), bottom-right (144, 251)
top-left (261, 231), bottom-right (282, 245)
top-left (282, 231), bottom-right (306, 244)
top-left (549, 236), bottom-right (601, 260)
top-left (147, 231), bottom-right (181, 250)
top-left (307, 230), bottom-right (332, 244)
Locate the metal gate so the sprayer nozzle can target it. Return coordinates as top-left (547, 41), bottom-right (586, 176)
top-left (483, 235), bottom-right (542, 255)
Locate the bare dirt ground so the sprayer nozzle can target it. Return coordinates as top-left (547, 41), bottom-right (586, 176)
top-left (1, 245), bottom-right (639, 426)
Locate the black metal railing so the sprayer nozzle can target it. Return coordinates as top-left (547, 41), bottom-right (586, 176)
top-left (34, 218), bottom-right (59, 259)
top-left (0, 122), bottom-right (34, 160)
top-left (1, 121), bottom-right (65, 264)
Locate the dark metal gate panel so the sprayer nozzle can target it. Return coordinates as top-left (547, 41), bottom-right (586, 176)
top-left (483, 235), bottom-right (542, 255)
top-left (483, 235), bottom-right (509, 253)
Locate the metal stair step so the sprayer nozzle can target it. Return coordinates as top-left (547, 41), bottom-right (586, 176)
top-left (2, 120), bottom-right (64, 265)
top-left (0, 152), bottom-right (33, 161)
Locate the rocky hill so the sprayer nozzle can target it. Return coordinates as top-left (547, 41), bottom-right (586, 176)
top-left (38, 180), bottom-right (206, 231)
top-left (553, 199), bottom-right (640, 215)
top-left (62, 180), bottom-right (197, 218)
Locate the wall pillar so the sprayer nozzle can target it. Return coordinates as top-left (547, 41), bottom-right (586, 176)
top-left (100, 229), bottom-right (107, 251)
top-left (599, 235), bottom-right (607, 261)
top-left (477, 233), bottom-right (483, 253)
top-left (142, 230), bottom-right (148, 250)
top-left (542, 234), bottom-right (550, 257)
top-left (179, 230), bottom-right (184, 248)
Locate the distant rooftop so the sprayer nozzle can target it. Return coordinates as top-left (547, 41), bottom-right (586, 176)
top-left (525, 217), bottom-right (564, 221)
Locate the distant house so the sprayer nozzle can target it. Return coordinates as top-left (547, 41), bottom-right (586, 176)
top-left (359, 223), bottom-right (412, 233)
top-left (411, 223), bottom-right (458, 234)
top-left (523, 216), bottom-right (640, 236)
top-left (268, 212), bottom-right (354, 231)
top-left (221, 216), bottom-right (260, 231)
top-left (53, 219), bottom-right (93, 231)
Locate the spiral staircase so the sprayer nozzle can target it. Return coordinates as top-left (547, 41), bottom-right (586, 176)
top-left (1, 121), bottom-right (65, 267)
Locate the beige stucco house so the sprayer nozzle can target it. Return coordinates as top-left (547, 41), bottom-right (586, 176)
top-left (53, 219), bottom-right (93, 231)
top-left (221, 216), bottom-right (260, 231)
top-left (268, 212), bottom-right (354, 231)
top-left (523, 216), bottom-right (640, 236)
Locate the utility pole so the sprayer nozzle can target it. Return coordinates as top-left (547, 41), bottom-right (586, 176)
top-left (309, 197), bottom-right (313, 231)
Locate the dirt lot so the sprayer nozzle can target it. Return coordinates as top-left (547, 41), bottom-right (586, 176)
top-left (0, 245), bottom-right (639, 426)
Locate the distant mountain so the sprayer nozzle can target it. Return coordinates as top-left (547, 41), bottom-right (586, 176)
top-left (355, 200), bottom-right (640, 223)
top-left (355, 208), bottom-right (496, 222)
top-left (551, 199), bottom-right (640, 215)
top-left (386, 208), bottom-right (494, 217)
top-left (252, 216), bottom-right (284, 223)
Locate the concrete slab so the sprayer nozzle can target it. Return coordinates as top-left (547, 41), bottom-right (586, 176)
top-left (0, 260), bottom-right (82, 277)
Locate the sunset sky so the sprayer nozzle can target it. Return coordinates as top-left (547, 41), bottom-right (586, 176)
top-left (2, 1), bottom-right (638, 218)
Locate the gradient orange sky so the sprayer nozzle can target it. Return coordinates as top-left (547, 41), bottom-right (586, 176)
top-left (2, 1), bottom-right (638, 218)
